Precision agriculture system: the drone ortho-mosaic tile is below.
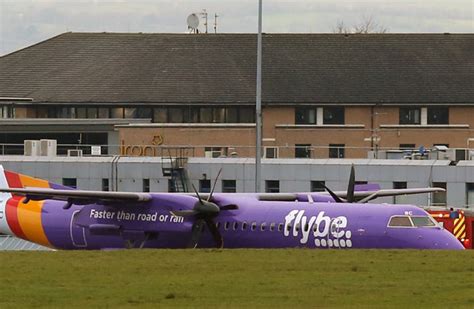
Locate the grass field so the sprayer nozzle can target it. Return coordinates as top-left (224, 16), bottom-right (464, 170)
top-left (1, 250), bottom-right (473, 308)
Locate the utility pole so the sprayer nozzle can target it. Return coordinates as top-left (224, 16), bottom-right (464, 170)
top-left (255, 0), bottom-right (263, 192)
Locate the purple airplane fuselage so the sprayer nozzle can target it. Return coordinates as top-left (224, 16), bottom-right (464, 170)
top-left (1, 192), bottom-right (464, 250)
top-left (0, 166), bottom-right (464, 250)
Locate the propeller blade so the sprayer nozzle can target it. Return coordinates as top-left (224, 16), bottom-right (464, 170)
top-left (220, 204), bottom-right (239, 210)
top-left (347, 164), bottom-right (356, 203)
top-left (320, 182), bottom-right (345, 203)
top-left (188, 218), bottom-right (205, 248)
top-left (191, 184), bottom-right (203, 204)
top-left (170, 210), bottom-right (198, 217)
top-left (207, 168), bottom-right (222, 202)
top-left (205, 218), bottom-right (223, 248)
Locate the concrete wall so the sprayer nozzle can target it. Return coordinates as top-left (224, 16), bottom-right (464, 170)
top-left (0, 156), bottom-right (473, 209)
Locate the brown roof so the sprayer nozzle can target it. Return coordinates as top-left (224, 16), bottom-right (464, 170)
top-left (0, 32), bottom-right (473, 105)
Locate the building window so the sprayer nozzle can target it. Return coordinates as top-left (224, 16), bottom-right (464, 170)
top-left (295, 144), bottom-right (311, 158)
top-left (199, 179), bottom-right (211, 193)
top-left (323, 107), bottom-right (344, 124)
top-left (98, 108), bottom-right (110, 118)
top-left (62, 178), bottom-right (77, 189)
top-left (427, 107), bottom-right (449, 125)
top-left (265, 180), bottom-right (280, 193)
top-left (168, 179), bottom-right (177, 193)
top-left (311, 181), bottom-right (325, 192)
top-left (152, 108), bottom-right (166, 122)
top-left (432, 182), bottom-right (446, 206)
top-left (143, 179), bottom-right (150, 192)
top-left (136, 108), bottom-right (152, 119)
top-left (399, 107), bottom-right (421, 124)
top-left (400, 144), bottom-right (416, 151)
top-left (213, 108), bottom-right (225, 123)
top-left (199, 107), bottom-right (213, 123)
top-left (87, 107), bottom-right (98, 119)
top-left (264, 147), bottom-right (278, 159)
top-left (0, 106), bottom-right (7, 118)
top-left (295, 107), bottom-right (316, 124)
top-left (183, 107), bottom-right (199, 123)
top-left (239, 107), bottom-right (255, 123)
top-left (111, 107), bottom-right (124, 118)
top-left (204, 147), bottom-right (227, 158)
top-left (36, 106), bottom-right (48, 118)
top-left (58, 107), bottom-right (75, 118)
top-left (467, 183), bottom-right (474, 208)
top-left (226, 107), bottom-right (239, 123)
top-left (102, 179), bottom-right (110, 191)
top-left (168, 107), bottom-right (184, 123)
top-left (329, 144), bottom-right (345, 158)
top-left (222, 180), bottom-right (236, 193)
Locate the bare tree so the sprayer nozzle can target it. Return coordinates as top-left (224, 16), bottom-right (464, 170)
top-left (333, 16), bottom-right (388, 34)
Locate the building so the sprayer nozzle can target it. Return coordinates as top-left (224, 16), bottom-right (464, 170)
top-left (1, 32), bottom-right (473, 158)
top-left (0, 156), bottom-right (473, 209)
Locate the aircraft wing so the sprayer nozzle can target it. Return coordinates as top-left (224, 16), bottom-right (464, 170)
top-left (350, 187), bottom-right (445, 203)
top-left (0, 187), bottom-right (152, 204)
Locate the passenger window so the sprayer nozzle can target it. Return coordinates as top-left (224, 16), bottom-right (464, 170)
top-left (224, 222), bottom-right (230, 230)
top-left (304, 223), bottom-right (309, 232)
top-left (278, 223), bottom-right (284, 232)
top-left (313, 224), bottom-right (318, 232)
top-left (251, 222), bottom-right (257, 231)
top-left (216, 222), bottom-right (220, 229)
top-left (295, 223), bottom-right (300, 232)
top-left (286, 224), bottom-right (292, 232)
top-left (388, 216), bottom-right (413, 227)
top-left (270, 223), bottom-right (275, 232)
top-left (411, 216), bottom-right (437, 227)
top-left (242, 222), bottom-right (248, 231)
top-left (260, 223), bottom-right (266, 231)
top-left (233, 222), bottom-right (239, 230)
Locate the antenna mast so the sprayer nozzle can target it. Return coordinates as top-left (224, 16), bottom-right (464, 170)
top-left (200, 9), bottom-right (208, 34)
top-left (214, 13), bottom-right (219, 34)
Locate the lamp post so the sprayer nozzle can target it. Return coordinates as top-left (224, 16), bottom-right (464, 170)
top-left (255, 0), bottom-right (263, 192)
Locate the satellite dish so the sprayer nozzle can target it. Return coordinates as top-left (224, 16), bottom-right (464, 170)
top-left (187, 13), bottom-right (199, 30)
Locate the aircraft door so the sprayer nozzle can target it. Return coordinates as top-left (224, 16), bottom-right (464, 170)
top-left (70, 210), bottom-right (87, 248)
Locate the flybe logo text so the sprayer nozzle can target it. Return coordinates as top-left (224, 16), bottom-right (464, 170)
top-left (284, 210), bottom-right (353, 248)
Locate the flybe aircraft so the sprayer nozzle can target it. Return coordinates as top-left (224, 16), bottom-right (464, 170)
top-left (0, 165), bottom-right (464, 250)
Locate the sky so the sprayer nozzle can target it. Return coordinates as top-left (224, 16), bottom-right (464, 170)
top-left (0, 0), bottom-right (473, 55)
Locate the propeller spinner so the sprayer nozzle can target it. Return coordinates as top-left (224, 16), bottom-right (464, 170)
top-left (170, 168), bottom-right (237, 248)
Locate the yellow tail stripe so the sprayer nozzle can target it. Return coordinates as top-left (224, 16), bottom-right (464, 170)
top-left (16, 198), bottom-right (51, 247)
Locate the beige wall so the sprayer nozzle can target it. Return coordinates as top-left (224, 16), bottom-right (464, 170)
top-left (118, 105), bottom-right (474, 158)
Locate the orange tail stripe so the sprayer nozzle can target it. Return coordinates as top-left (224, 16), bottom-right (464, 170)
top-left (5, 196), bottom-right (27, 239)
top-left (17, 198), bottom-right (51, 247)
top-left (19, 174), bottom-right (50, 188)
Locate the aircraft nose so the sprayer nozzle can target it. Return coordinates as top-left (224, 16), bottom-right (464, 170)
top-left (432, 231), bottom-right (465, 250)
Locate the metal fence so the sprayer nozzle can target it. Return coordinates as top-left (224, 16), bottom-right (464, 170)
top-left (1, 142), bottom-right (473, 160)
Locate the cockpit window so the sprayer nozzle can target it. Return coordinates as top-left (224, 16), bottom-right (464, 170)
top-left (411, 216), bottom-right (437, 227)
top-left (388, 216), bottom-right (413, 227)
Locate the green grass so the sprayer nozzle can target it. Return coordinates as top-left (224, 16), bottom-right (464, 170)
top-left (1, 250), bottom-right (473, 308)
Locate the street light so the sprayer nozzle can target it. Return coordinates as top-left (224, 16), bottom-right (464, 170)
top-left (255, 0), bottom-right (263, 192)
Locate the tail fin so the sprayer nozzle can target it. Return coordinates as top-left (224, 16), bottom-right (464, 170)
top-left (0, 165), bottom-right (71, 190)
